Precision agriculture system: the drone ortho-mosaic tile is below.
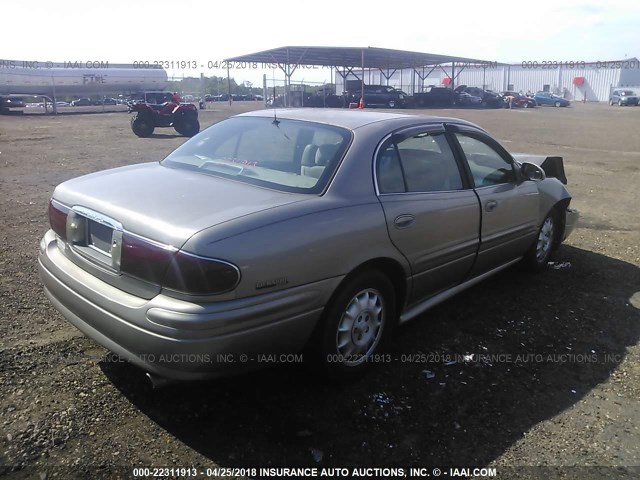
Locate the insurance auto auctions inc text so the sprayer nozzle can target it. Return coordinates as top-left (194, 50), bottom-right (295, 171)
top-left (254, 466), bottom-right (497, 478)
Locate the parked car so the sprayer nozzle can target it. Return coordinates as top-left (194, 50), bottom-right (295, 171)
top-left (355, 85), bottom-right (407, 108)
top-left (39, 110), bottom-right (578, 384)
top-left (455, 86), bottom-right (504, 108)
top-left (609, 89), bottom-right (639, 106)
top-left (412, 86), bottom-right (454, 107)
top-left (70, 98), bottom-right (93, 107)
top-left (502, 91), bottom-right (537, 108)
top-left (533, 92), bottom-right (570, 107)
top-left (455, 91), bottom-right (483, 107)
top-left (100, 97), bottom-right (118, 105)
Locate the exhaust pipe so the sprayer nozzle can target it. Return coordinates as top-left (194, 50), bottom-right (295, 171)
top-left (146, 372), bottom-right (175, 389)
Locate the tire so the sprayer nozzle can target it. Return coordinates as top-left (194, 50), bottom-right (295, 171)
top-left (174, 115), bottom-right (200, 137)
top-left (523, 102), bottom-right (529, 108)
top-left (130, 115), bottom-right (154, 137)
top-left (318, 269), bottom-right (396, 381)
top-left (610, 100), bottom-right (614, 106)
top-left (521, 212), bottom-right (557, 272)
top-left (554, 101), bottom-right (561, 107)
top-left (618, 100), bottom-right (623, 106)
top-left (388, 100), bottom-right (396, 108)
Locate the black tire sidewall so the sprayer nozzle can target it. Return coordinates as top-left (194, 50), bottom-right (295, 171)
top-left (131, 115), bottom-right (154, 137)
top-left (174, 113), bottom-right (200, 137)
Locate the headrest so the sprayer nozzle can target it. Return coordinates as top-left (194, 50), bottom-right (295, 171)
top-left (302, 144), bottom-right (319, 166)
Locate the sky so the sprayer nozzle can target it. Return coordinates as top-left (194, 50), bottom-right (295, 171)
top-left (2, 0), bottom-right (639, 86)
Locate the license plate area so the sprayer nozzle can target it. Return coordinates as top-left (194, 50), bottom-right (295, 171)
top-left (67, 207), bottom-right (123, 273)
top-left (88, 220), bottom-right (114, 257)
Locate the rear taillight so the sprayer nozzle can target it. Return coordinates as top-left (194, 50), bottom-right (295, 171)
top-left (55, 216), bottom-right (239, 295)
top-left (120, 233), bottom-right (176, 285)
top-left (163, 251), bottom-right (240, 295)
top-left (49, 200), bottom-right (69, 240)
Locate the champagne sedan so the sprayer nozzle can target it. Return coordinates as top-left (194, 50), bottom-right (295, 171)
top-left (38, 109), bottom-right (578, 383)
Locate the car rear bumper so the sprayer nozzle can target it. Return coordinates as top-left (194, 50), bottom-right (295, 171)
top-left (38, 230), bottom-right (340, 381)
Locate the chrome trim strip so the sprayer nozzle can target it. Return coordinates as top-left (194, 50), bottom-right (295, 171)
top-left (72, 206), bottom-right (123, 231)
top-left (51, 198), bottom-right (71, 213)
top-left (378, 188), bottom-right (474, 197)
top-left (399, 257), bottom-right (521, 324)
top-left (123, 230), bottom-right (179, 252)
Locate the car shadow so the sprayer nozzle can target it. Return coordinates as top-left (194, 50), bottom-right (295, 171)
top-left (100, 245), bottom-right (640, 467)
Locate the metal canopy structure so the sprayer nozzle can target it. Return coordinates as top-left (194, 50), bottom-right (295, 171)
top-left (225, 46), bottom-right (498, 106)
top-left (225, 46), bottom-right (490, 70)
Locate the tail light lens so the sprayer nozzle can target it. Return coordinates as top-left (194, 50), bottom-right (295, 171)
top-left (49, 200), bottom-right (69, 240)
top-left (120, 233), bottom-right (176, 285)
top-left (120, 233), bottom-right (239, 295)
top-left (163, 251), bottom-right (240, 295)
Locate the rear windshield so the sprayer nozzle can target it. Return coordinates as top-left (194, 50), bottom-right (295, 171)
top-left (162, 117), bottom-right (352, 194)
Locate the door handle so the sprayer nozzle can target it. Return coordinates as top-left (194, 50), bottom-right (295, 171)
top-left (485, 200), bottom-right (498, 212)
top-left (394, 214), bottom-right (415, 229)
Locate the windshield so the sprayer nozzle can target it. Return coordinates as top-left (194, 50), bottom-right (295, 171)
top-left (162, 117), bottom-right (352, 194)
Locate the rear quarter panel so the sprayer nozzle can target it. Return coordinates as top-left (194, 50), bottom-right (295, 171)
top-left (182, 199), bottom-right (410, 300)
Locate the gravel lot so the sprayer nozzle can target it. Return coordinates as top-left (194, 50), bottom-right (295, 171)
top-left (1, 102), bottom-right (639, 479)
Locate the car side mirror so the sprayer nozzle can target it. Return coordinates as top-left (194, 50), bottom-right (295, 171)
top-left (521, 162), bottom-right (546, 182)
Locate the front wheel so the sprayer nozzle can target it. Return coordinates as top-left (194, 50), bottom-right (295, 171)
top-left (388, 100), bottom-right (396, 108)
top-left (131, 115), bottom-right (154, 137)
top-left (523, 102), bottom-right (530, 108)
top-left (554, 101), bottom-right (562, 107)
top-left (318, 269), bottom-right (396, 381)
top-left (618, 100), bottom-right (624, 106)
top-left (521, 213), bottom-right (557, 272)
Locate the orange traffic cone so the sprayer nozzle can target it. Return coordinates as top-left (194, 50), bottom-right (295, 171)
top-left (358, 97), bottom-right (364, 109)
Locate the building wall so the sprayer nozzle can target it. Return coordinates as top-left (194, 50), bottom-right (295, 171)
top-left (336, 59), bottom-right (639, 101)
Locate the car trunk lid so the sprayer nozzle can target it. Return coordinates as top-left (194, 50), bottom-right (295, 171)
top-left (52, 162), bottom-right (311, 248)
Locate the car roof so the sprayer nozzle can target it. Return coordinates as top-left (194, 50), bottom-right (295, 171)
top-left (236, 109), bottom-right (484, 132)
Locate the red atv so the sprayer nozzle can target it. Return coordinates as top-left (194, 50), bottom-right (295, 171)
top-left (128, 92), bottom-right (200, 138)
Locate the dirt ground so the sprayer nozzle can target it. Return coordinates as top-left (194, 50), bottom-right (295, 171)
top-left (0, 102), bottom-right (639, 479)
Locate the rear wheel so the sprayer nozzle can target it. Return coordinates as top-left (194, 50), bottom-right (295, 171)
top-left (318, 269), bottom-right (395, 381)
top-left (130, 115), bottom-right (154, 137)
top-left (521, 212), bottom-right (557, 272)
